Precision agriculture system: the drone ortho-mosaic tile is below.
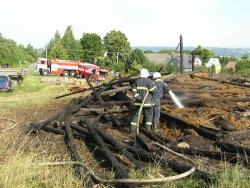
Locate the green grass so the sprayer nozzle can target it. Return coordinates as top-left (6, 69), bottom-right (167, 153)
top-left (0, 136), bottom-right (84, 188)
top-left (0, 73), bottom-right (75, 109)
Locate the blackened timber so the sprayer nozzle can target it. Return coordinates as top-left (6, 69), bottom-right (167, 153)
top-left (65, 121), bottom-right (93, 185)
top-left (29, 113), bottom-right (61, 133)
top-left (169, 146), bottom-right (249, 165)
top-left (86, 124), bottom-right (129, 181)
top-left (55, 77), bottom-right (135, 99)
top-left (127, 146), bottom-right (214, 182)
top-left (223, 130), bottom-right (250, 141)
top-left (86, 78), bottom-right (122, 127)
top-left (42, 125), bottom-right (65, 135)
top-left (136, 134), bottom-right (154, 152)
top-left (213, 116), bottom-right (236, 131)
top-left (140, 128), bottom-right (176, 145)
top-left (100, 86), bottom-right (131, 96)
top-left (57, 98), bottom-right (79, 125)
top-left (160, 111), bottom-right (220, 140)
top-left (93, 126), bottom-right (138, 165)
top-left (190, 74), bottom-right (250, 88)
top-left (216, 140), bottom-right (250, 156)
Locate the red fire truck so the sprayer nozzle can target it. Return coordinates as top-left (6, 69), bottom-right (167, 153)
top-left (36, 58), bottom-right (110, 80)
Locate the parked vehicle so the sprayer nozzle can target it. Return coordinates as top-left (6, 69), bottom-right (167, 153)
top-left (0, 67), bottom-right (25, 85)
top-left (0, 76), bottom-right (12, 91)
top-left (36, 57), bottom-right (110, 81)
top-left (79, 63), bottom-right (110, 81)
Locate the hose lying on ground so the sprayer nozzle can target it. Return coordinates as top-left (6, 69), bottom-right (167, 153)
top-left (31, 144), bottom-right (196, 186)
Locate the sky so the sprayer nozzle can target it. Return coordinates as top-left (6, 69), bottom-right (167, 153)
top-left (1, 0), bottom-right (250, 48)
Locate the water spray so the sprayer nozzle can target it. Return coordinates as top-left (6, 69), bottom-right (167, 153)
top-left (169, 90), bottom-right (185, 108)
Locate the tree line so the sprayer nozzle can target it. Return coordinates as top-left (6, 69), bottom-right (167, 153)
top-left (1, 26), bottom-right (249, 75)
top-left (44, 26), bottom-right (148, 71)
top-left (0, 33), bottom-right (38, 66)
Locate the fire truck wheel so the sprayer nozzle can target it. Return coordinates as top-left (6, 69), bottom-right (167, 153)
top-left (63, 71), bottom-right (69, 77)
top-left (42, 70), bottom-right (49, 76)
top-left (69, 71), bottom-right (76, 77)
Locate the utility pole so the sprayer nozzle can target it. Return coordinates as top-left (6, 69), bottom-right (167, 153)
top-left (192, 52), bottom-right (195, 72)
top-left (180, 35), bottom-right (183, 74)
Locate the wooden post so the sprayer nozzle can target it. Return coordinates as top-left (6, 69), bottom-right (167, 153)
top-left (180, 35), bottom-right (183, 74)
top-left (192, 52), bottom-right (195, 72)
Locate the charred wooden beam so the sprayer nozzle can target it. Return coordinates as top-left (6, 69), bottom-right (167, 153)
top-left (65, 121), bottom-right (93, 186)
top-left (216, 140), bottom-right (250, 156)
top-left (213, 116), bottom-right (236, 131)
top-left (190, 74), bottom-right (250, 88)
top-left (86, 78), bottom-right (122, 127)
top-left (169, 145), bottom-right (249, 165)
top-left (29, 113), bottom-right (61, 133)
top-left (93, 125), bottom-right (138, 167)
top-left (100, 86), bottom-right (131, 96)
top-left (223, 129), bottom-right (250, 141)
top-left (42, 125), bottom-right (65, 135)
top-left (140, 128), bottom-right (177, 145)
top-left (160, 111), bottom-right (221, 140)
top-left (86, 124), bottom-right (129, 183)
top-left (136, 134), bottom-right (154, 152)
top-left (55, 77), bottom-right (135, 99)
top-left (127, 146), bottom-right (215, 182)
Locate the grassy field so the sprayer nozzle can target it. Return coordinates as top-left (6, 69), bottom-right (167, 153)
top-left (0, 73), bottom-right (250, 187)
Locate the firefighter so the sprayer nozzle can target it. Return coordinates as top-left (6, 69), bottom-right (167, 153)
top-left (152, 72), bottom-right (169, 131)
top-left (130, 68), bottom-right (156, 133)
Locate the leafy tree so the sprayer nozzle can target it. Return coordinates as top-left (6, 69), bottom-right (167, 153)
top-left (47, 31), bottom-right (68, 59)
top-left (144, 50), bottom-right (153, 53)
top-left (192, 45), bottom-right (214, 63)
top-left (0, 34), bottom-right (38, 66)
top-left (219, 56), bottom-right (238, 66)
top-left (103, 30), bottom-right (131, 66)
top-left (235, 58), bottom-right (250, 76)
top-left (129, 48), bottom-right (147, 65)
top-left (241, 54), bottom-right (249, 59)
top-left (61, 26), bottom-right (81, 60)
top-left (80, 33), bottom-right (104, 63)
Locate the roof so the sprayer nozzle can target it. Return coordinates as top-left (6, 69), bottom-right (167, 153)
top-left (144, 53), bottom-right (202, 69)
top-left (226, 61), bottom-right (237, 69)
top-left (144, 53), bottom-right (171, 64)
top-left (170, 54), bottom-right (202, 69)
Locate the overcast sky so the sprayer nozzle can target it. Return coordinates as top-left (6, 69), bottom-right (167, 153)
top-left (1, 0), bottom-right (250, 48)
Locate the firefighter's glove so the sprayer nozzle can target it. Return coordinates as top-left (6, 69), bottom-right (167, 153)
top-left (135, 94), bottom-right (142, 102)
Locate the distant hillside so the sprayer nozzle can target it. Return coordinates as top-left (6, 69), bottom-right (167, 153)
top-left (133, 46), bottom-right (250, 57)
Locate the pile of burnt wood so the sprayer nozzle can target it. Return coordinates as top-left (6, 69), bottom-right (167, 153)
top-left (29, 77), bottom-right (250, 187)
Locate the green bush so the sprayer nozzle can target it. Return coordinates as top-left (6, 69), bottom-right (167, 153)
top-left (235, 58), bottom-right (250, 76)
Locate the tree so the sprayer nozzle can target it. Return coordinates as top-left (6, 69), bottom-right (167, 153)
top-left (241, 54), bottom-right (249, 59)
top-left (192, 45), bottom-right (214, 63)
top-left (103, 30), bottom-right (131, 66)
top-left (235, 58), bottom-right (250, 76)
top-left (47, 31), bottom-right (68, 59)
top-left (130, 48), bottom-right (147, 65)
top-left (80, 33), bottom-right (104, 63)
top-left (219, 56), bottom-right (238, 66)
top-left (61, 26), bottom-right (81, 60)
top-left (0, 34), bottom-right (37, 66)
